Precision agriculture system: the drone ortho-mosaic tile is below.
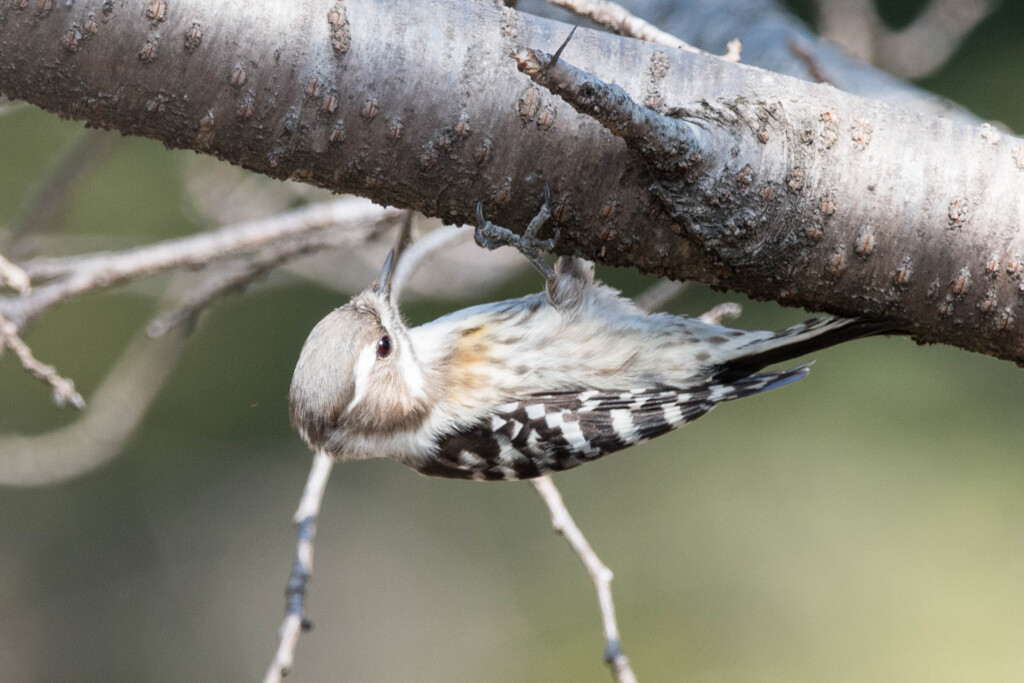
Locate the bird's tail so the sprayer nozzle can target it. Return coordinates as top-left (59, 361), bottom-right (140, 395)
top-left (713, 317), bottom-right (898, 384)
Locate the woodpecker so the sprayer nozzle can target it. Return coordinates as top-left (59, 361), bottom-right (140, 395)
top-left (289, 191), bottom-right (895, 481)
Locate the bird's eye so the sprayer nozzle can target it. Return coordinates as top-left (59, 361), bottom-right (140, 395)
top-left (376, 334), bottom-right (392, 358)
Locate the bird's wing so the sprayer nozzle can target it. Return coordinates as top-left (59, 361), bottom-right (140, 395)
top-left (420, 365), bottom-right (808, 481)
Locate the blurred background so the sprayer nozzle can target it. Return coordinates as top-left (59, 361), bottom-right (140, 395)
top-left (2, 0), bottom-right (1024, 680)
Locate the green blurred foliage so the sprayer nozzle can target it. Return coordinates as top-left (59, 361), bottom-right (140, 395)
top-left (2, 1), bottom-right (1024, 680)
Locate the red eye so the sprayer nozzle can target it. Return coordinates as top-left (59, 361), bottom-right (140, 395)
top-left (376, 334), bottom-right (392, 358)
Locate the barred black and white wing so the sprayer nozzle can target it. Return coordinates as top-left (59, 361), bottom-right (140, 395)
top-left (418, 365), bottom-right (810, 481)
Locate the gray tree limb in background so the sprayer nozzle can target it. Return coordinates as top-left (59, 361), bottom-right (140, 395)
top-left (1, 0), bottom-right (1022, 363)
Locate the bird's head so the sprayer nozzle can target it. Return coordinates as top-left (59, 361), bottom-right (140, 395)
top-left (289, 250), bottom-right (430, 456)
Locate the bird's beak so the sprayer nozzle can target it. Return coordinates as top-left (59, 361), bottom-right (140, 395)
top-left (371, 249), bottom-right (395, 299)
top-left (370, 210), bottom-right (413, 302)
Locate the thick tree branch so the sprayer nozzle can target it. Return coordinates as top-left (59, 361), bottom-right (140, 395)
top-left (516, 45), bottom-right (1024, 363)
top-left (607, 0), bottom-right (981, 121)
top-left (1, 0), bottom-right (1021, 364)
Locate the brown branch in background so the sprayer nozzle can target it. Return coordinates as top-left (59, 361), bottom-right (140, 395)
top-left (264, 450), bottom-right (335, 683)
top-left (0, 198), bottom-right (397, 404)
top-left (530, 476), bottom-right (637, 683)
top-left (545, 0), bottom-right (699, 52)
top-left (0, 313), bottom-right (84, 410)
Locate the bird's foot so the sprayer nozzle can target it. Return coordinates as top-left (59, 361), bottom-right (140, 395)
top-left (475, 184), bottom-right (559, 281)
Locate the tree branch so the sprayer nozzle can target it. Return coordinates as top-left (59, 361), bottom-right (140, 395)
top-left (264, 450), bottom-right (335, 683)
top-left (531, 475), bottom-right (637, 683)
top-left (609, 0), bottom-right (981, 121)
top-left (515, 43), bottom-right (1024, 363)
top-left (0, 313), bottom-right (84, 410)
top-left (545, 0), bottom-right (698, 52)
top-left (0, 198), bottom-right (401, 330)
top-left (0, 253), bottom-right (30, 294)
top-left (1, 0), bottom-right (1020, 363)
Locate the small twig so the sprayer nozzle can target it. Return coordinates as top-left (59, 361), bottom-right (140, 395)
top-left (545, 0), bottom-right (699, 53)
top-left (550, 26), bottom-right (578, 66)
top-left (264, 450), bottom-right (335, 683)
top-left (1, 198), bottom-right (401, 329)
top-left (147, 219), bottom-right (384, 337)
top-left (788, 39), bottom-right (836, 86)
top-left (0, 253), bottom-right (30, 294)
top-left (513, 45), bottom-right (708, 169)
top-left (0, 313), bottom-right (85, 409)
top-left (528, 276), bottom-right (743, 682)
top-left (531, 475), bottom-right (637, 683)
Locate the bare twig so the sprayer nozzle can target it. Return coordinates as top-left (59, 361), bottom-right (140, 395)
top-left (526, 275), bottom-right (743, 682)
top-left (531, 476), bottom-right (637, 683)
top-left (0, 313), bottom-right (190, 485)
top-left (0, 313), bottom-right (84, 410)
top-left (1, 198), bottom-right (401, 329)
top-left (0, 253), bottom-right (30, 294)
top-left (545, 0), bottom-right (699, 52)
top-left (264, 450), bottom-right (335, 683)
top-left (147, 217), bottom-right (386, 337)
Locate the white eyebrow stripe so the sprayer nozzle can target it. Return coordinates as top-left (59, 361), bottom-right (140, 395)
top-left (345, 344), bottom-right (378, 414)
top-left (396, 334), bottom-right (426, 399)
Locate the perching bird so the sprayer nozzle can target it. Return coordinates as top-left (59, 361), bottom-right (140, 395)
top-left (289, 192), bottom-right (895, 481)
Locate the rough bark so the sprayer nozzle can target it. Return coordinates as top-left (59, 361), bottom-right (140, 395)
top-left (0, 0), bottom-right (1022, 363)
top-left (604, 0), bottom-right (980, 122)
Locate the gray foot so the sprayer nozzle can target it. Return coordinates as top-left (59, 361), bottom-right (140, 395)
top-left (475, 184), bottom-right (560, 280)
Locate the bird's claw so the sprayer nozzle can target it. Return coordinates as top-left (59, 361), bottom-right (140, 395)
top-left (473, 185), bottom-right (557, 280)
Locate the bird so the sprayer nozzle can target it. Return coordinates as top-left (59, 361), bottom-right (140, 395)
top-left (289, 190), bottom-right (896, 481)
